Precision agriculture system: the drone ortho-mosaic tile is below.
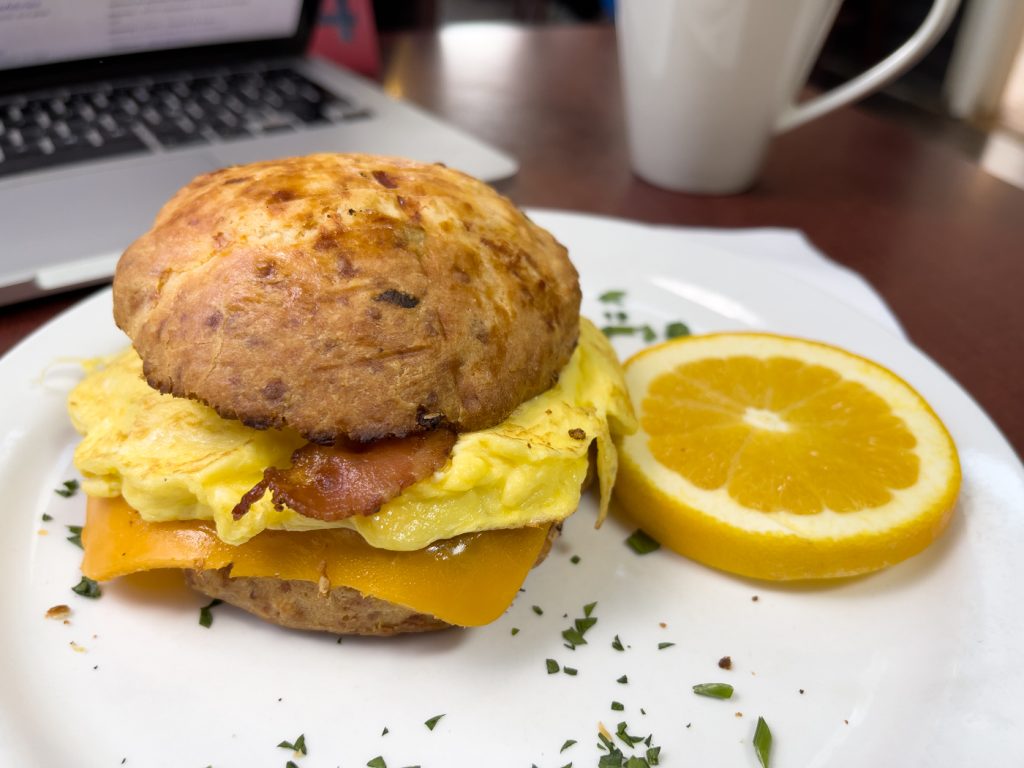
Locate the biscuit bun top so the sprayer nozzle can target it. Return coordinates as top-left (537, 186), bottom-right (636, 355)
top-left (113, 154), bottom-right (581, 443)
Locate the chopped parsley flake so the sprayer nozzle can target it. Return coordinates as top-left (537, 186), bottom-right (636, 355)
top-left (532, 605), bottom-right (544, 616)
top-left (602, 325), bottom-right (639, 338)
top-left (424, 714), bottom-right (445, 731)
top-left (42, 513), bottom-right (53, 522)
top-left (367, 758), bottom-right (387, 768)
top-left (563, 666), bottom-right (578, 676)
top-left (615, 721), bottom-right (643, 748)
top-left (600, 324), bottom-right (658, 342)
top-left (562, 627), bottom-right (586, 648)
top-left (570, 555), bottom-right (581, 564)
top-left (753, 716), bottom-right (772, 767)
top-left (55, 479), bottom-right (79, 498)
top-left (66, 525), bottom-right (83, 549)
top-left (598, 740), bottom-right (623, 767)
top-left (511, 627), bottom-right (520, 636)
top-left (599, 290), bottom-right (626, 304)
top-left (198, 598), bottom-right (223, 628)
top-left (665, 321), bottom-right (690, 339)
top-left (692, 682), bottom-right (734, 699)
top-left (611, 701), bottom-right (625, 711)
top-left (71, 576), bottom-right (100, 599)
top-left (381, 727), bottom-right (389, 736)
top-left (546, 659), bottom-right (560, 674)
top-left (657, 642), bottom-right (675, 650)
top-left (560, 739), bottom-right (577, 753)
top-left (617, 675), bottom-right (628, 684)
top-left (562, 603), bottom-right (599, 649)
top-left (277, 734), bottom-right (306, 755)
top-left (286, 762), bottom-right (299, 768)
top-left (626, 529), bottom-right (661, 554)
top-left (612, 635), bottom-right (625, 651)
top-left (596, 721), bottom-right (663, 767)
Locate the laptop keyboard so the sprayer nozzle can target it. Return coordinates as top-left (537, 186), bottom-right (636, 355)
top-left (0, 66), bottom-right (370, 179)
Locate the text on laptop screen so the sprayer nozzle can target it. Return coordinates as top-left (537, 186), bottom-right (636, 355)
top-left (0, 0), bottom-right (305, 70)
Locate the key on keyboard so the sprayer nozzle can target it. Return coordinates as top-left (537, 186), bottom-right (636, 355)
top-left (0, 66), bottom-right (368, 179)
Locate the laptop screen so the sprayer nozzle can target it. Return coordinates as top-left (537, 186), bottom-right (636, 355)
top-left (0, 0), bottom-right (305, 71)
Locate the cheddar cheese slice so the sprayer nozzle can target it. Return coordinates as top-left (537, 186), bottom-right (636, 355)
top-left (82, 496), bottom-right (551, 627)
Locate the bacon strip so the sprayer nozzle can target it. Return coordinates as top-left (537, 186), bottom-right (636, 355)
top-left (233, 429), bottom-right (457, 522)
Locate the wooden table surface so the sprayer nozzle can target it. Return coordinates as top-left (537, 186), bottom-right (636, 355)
top-left (2, 24), bottom-right (1021, 457)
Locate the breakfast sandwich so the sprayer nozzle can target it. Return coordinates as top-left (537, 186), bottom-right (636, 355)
top-left (68, 153), bottom-right (636, 635)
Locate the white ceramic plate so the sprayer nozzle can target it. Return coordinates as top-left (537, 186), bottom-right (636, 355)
top-left (1, 211), bottom-right (1022, 768)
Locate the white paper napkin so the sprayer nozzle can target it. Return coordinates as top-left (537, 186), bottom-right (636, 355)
top-left (667, 227), bottom-right (905, 338)
top-left (528, 210), bottom-right (905, 339)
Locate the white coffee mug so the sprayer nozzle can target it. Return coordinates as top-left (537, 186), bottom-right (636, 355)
top-left (618, 0), bottom-right (961, 194)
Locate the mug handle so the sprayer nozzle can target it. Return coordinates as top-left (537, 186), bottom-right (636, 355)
top-left (775, 0), bottom-right (961, 133)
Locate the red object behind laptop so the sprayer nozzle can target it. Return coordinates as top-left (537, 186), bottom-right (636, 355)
top-left (309, 0), bottom-right (381, 77)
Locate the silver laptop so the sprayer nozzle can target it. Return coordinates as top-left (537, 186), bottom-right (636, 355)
top-left (0, 0), bottom-right (517, 306)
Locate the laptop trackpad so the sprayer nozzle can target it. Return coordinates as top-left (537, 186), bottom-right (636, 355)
top-left (1, 153), bottom-right (219, 289)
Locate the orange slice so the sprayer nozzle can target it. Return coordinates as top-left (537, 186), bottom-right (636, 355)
top-left (614, 333), bottom-right (960, 580)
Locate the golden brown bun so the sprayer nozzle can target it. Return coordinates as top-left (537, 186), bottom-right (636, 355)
top-left (184, 523), bottom-right (561, 635)
top-left (113, 154), bottom-right (580, 442)
top-left (185, 569), bottom-right (449, 635)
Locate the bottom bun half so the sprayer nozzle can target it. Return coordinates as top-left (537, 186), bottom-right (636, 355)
top-left (185, 524), bottom-right (560, 636)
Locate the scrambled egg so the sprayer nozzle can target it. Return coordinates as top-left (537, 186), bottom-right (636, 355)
top-left (68, 319), bottom-right (636, 550)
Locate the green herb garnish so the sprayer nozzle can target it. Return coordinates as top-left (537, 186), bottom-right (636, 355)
top-left (615, 721), bottom-right (643, 748)
top-left (611, 701), bottom-right (624, 711)
top-left (55, 479), bottom-right (79, 498)
top-left (665, 321), bottom-right (690, 339)
top-left (532, 605), bottom-right (543, 615)
top-left (596, 721), bottom-right (662, 767)
top-left (626, 529), bottom-right (660, 554)
top-left (277, 733), bottom-right (306, 755)
top-left (753, 716), bottom-right (772, 767)
top-left (424, 714), bottom-right (445, 731)
top-left (511, 627), bottom-right (520, 636)
top-left (562, 627), bottom-right (586, 648)
top-left (601, 325), bottom-right (638, 338)
top-left (71, 576), bottom-right (100, 598)
top-left (367, 758), bottom-right (387, 768)
top-left (617, 675), bottom-right (628, 684)
top-left (640, 325), bottom-right (657, 343)
top-left (546, 659), bottom-right (560, 674)
top-left (199, 598), bottom-right (222, 628)
top-left (692, 682), bottom-right (733, 699)
top-left (66, 525), bottom-right (83, 549)
top-left (286, 762), bottom-right (299, 768)
top-left (599, 290), bottom-right (626, 304)
top-left (561, 739), bottom-right (577, 753)
top-left (612, 635), bottom-right (624, 651)
top-left (563, 666), bottom-right (578, 676)
top-left (562, 603), bottom-right (599, 649)
top-left (42, 513), bottom-right (53, 522)
top-left (657, 642), bottom-right (675, 650)
top-left (570, 555), bottom-right (580, 564)
top-left (381, 726), bottom-right (389, 736)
